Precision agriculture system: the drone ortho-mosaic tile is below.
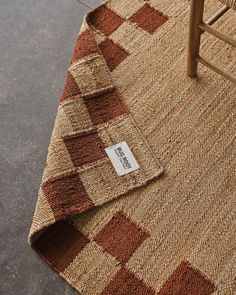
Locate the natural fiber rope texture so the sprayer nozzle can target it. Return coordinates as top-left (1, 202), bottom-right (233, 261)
top-left (29, 0), bottom-right (236, 294)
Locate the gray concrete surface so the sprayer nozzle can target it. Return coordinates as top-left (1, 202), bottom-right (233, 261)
top-left (0, 1), bottom-right (100, 294)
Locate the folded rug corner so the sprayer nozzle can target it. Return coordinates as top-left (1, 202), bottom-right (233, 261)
top-left (29, 1), bottom-right (236, 294)
top-left (29, 1), bottom-right (164, 292)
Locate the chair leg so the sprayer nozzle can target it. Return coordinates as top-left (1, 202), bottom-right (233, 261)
top-left (187, 0), bottom-right (205, 77)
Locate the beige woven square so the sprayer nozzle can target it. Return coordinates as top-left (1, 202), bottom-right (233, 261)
top-left (70, 54), bottom-right (114, 98)
top-left (109, 21), bottom-right (149, 53)
top-left (42, 138), bottom-right (74, 182)
top-left (106, 0), bottom-right (145, 19)
top-left (62, 242), bottom-right (120, 295)
top-left (62, 99), bottom-right (93, 133)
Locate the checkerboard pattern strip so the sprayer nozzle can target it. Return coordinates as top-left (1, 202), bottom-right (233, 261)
top-left (29, 1), bottom-right (172, 294)
top-left (60, 1), bottom-right (169, 103)
top-left (31, 1), bottom-right (165, 224)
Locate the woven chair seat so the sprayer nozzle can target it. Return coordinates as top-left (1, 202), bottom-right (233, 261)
top-left (219, 0), bottom-right (236, 9)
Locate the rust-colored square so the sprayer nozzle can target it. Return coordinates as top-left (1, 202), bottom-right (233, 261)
top-left (32, 221), bottom-right (90, 273)
top-left (42, 171), bottom-right (94, 218)
top-left (94, 211), bottom-right (149, 264)
top-left (99, 39), bottom-right (129, 71)
top-left (84, 89), bottom-right (127, 125)
top-left (100, 267), bottom-right (156, 295)
top-left (60, 71), bottom-right (81, 102)
top-left (63, 130), bottom-right (107, 167)
top-left (159, 260), bottom-right (216, 295)
top-left (89, 4), bottom-right (124, 36)
top-left (71, 29), bottom-right (99, 64)
top-left (129, 3), bottom-right (168, 34)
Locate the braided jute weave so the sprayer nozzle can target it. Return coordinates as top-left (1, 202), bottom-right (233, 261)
top-left (29, 0), bottom-right (236, 294)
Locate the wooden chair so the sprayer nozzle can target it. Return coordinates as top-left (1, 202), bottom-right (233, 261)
top-left (187, 0), bottom-right (236, 83)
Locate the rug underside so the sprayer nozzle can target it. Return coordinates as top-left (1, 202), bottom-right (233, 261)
top-left (29, 1), bottom-right (236, 294)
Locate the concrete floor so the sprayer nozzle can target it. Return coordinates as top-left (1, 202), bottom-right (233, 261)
top-left (0, 1), bottom-right (100, 294)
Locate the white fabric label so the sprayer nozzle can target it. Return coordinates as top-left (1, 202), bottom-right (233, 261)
top-left (105, 141), bottom-right (140, 176)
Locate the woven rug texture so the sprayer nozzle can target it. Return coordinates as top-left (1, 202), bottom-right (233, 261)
top-left (29, 0), bottom-right (236, 294)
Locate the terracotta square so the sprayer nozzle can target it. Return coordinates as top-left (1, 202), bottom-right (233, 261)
top-left (129, 3), bottom-right (168, 34)
top-left (94, 211), bottom-right (149, 263)
top-left (84, 89), bottom-right (127, 125)
top-left (32, 221), bottom-right (90, 273)
top-left (89, 4), bottom-right (124, 36)
top-left (60, 71), bottom-right (81, 102)
top-left (100, 267), bottom-right (155, 295)
top-left (71, 29), bottom-right (99, 63)
top-left (99, 39), bottom-right (129, 71)
top-left (63, 130), bottom-right (107, 167)
top-left (159, 260), bottom-right (216, 295)
top-left (42, 171), bottom-right (94, 218)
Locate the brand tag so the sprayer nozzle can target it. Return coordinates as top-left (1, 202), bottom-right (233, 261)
top-left (105, 141), bottom-right (140, 176)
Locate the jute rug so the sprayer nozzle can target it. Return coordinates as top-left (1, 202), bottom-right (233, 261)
top-left (29, 0), bottom-right (236, 294)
